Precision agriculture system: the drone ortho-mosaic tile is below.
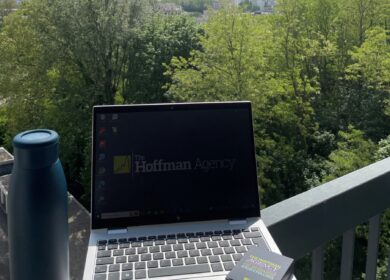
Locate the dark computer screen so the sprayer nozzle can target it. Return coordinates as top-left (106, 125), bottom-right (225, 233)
top-left (92, 102), bottom-right (260, 229)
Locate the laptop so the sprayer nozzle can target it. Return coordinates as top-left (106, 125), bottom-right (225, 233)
top-left (83, 101), bottom-right (283, 280)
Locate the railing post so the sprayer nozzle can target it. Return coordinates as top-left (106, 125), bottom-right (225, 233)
top-left (340, 228), bottom-right (355, 280)
top-left (311, 245), bottom-right (324, 280)
top-left (365, 215), bottom-right (381, 280)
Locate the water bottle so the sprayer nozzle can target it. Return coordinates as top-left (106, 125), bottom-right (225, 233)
top-left (8, 129), bottom-right (69, 280)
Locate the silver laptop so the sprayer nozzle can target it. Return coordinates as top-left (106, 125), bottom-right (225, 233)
top-left (83, 101), bottom-right (282, 280)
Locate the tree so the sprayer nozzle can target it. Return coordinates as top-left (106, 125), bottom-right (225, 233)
top-left (303, 0), bottom-right (390, 141)
top-left (181, 0), bottom-right (212, 13)
top-left (166, 4), bottom-right (319, 205)
top-left (0, 0), bottom-right (201, 205)
top-left (0, 0), bottom-right (17, 27)
top-left (33, 0), bottom-right (145, 105)
top-left (122, 14), bottom-right (201, 103)
top-left (166, 5), bottom-right (275, 102)
top-left (0, 6), bottom-right (51, 140)
top-left (324, 125), bottom-right (376, 181)
top-left (346, 27), bottom-right (390, 93)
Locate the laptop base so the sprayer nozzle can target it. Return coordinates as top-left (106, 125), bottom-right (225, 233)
top-left (83, 218), bottom-right (281, 280)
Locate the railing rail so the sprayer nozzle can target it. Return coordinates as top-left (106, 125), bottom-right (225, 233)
top-left (261, 157), bottom-right (390, 279)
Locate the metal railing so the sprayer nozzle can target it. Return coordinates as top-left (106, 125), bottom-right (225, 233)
top-left (262, 157), bottom-right (390, 279)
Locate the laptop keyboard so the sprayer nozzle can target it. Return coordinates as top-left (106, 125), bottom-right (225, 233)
top-left (93, 227), bottom-right (268, 280)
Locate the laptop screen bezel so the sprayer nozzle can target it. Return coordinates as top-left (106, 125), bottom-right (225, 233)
top-left (91, 101), bottom-right (261, 229)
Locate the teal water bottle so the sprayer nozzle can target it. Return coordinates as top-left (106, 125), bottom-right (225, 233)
top-left (8, 129), bottom-right (69, 280)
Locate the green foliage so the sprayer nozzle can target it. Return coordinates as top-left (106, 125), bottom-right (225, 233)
top-left (0, 0), bottom-right (385, 211)
top-left (0, 0), bottom-right (389, 277)
top-left (336, 0), bottom-right (389, 50)
top-left (0, 0), bottom-right (17, 27)
top-left (123, 14), bottom-right (201, 103)
top-left (375, 135), bottom-right (390, 160)
top-left (0, 0), bottom-right (199, 205)
top-left (239, 0), bottom-right (260, 12)
top-left (37, 0), bottom-right (145, 105)
top-left (324, 126), bottom-right (376, 181)
top-left (346, 27), bottom-right (390, 92)
top-left (376, 210), bottom-right (390, 279)
top-left (163, 2), bottom-right (390, 277)
top-left (0, 6), bottom-right (52, 138)
top-left (0, 107), bottom-right (8, 147)
top-left (166, 4), bottom-right (320, 205)
top-left (181, 0), bottom-right (212, 13)
top-left (158, 0), bottom-right (212, 13)
top-left (166, 6), bottom-right (278, 101)
top-left (293, 253), bottom-right (311, 280)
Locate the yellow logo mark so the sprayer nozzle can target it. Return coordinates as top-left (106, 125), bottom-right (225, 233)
top-left (113, 155), bottom-right (131, 174)
top-left (243, 277), bottom-right (250, 280)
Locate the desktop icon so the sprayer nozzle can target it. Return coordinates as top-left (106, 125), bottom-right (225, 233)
top-left (113, 155), bottom-right (131, 174)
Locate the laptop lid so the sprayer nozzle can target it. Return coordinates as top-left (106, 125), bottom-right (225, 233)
top-left (91, 102), bottom-right (260, 229)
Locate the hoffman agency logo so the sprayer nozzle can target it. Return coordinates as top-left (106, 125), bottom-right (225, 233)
top-left (113, 154), bottom-right (236, 174)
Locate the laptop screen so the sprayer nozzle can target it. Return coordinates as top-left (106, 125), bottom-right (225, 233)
top-left (92, 102), bottom-right (260, 229)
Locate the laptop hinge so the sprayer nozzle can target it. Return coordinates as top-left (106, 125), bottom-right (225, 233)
top-left (107, 228), bottom-right (128, 235)
top-left (228, 219), bottom-right (247, 225)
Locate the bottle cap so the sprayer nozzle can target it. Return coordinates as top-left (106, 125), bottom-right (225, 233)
top-left (13, 129), bottom-right (59, 169)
